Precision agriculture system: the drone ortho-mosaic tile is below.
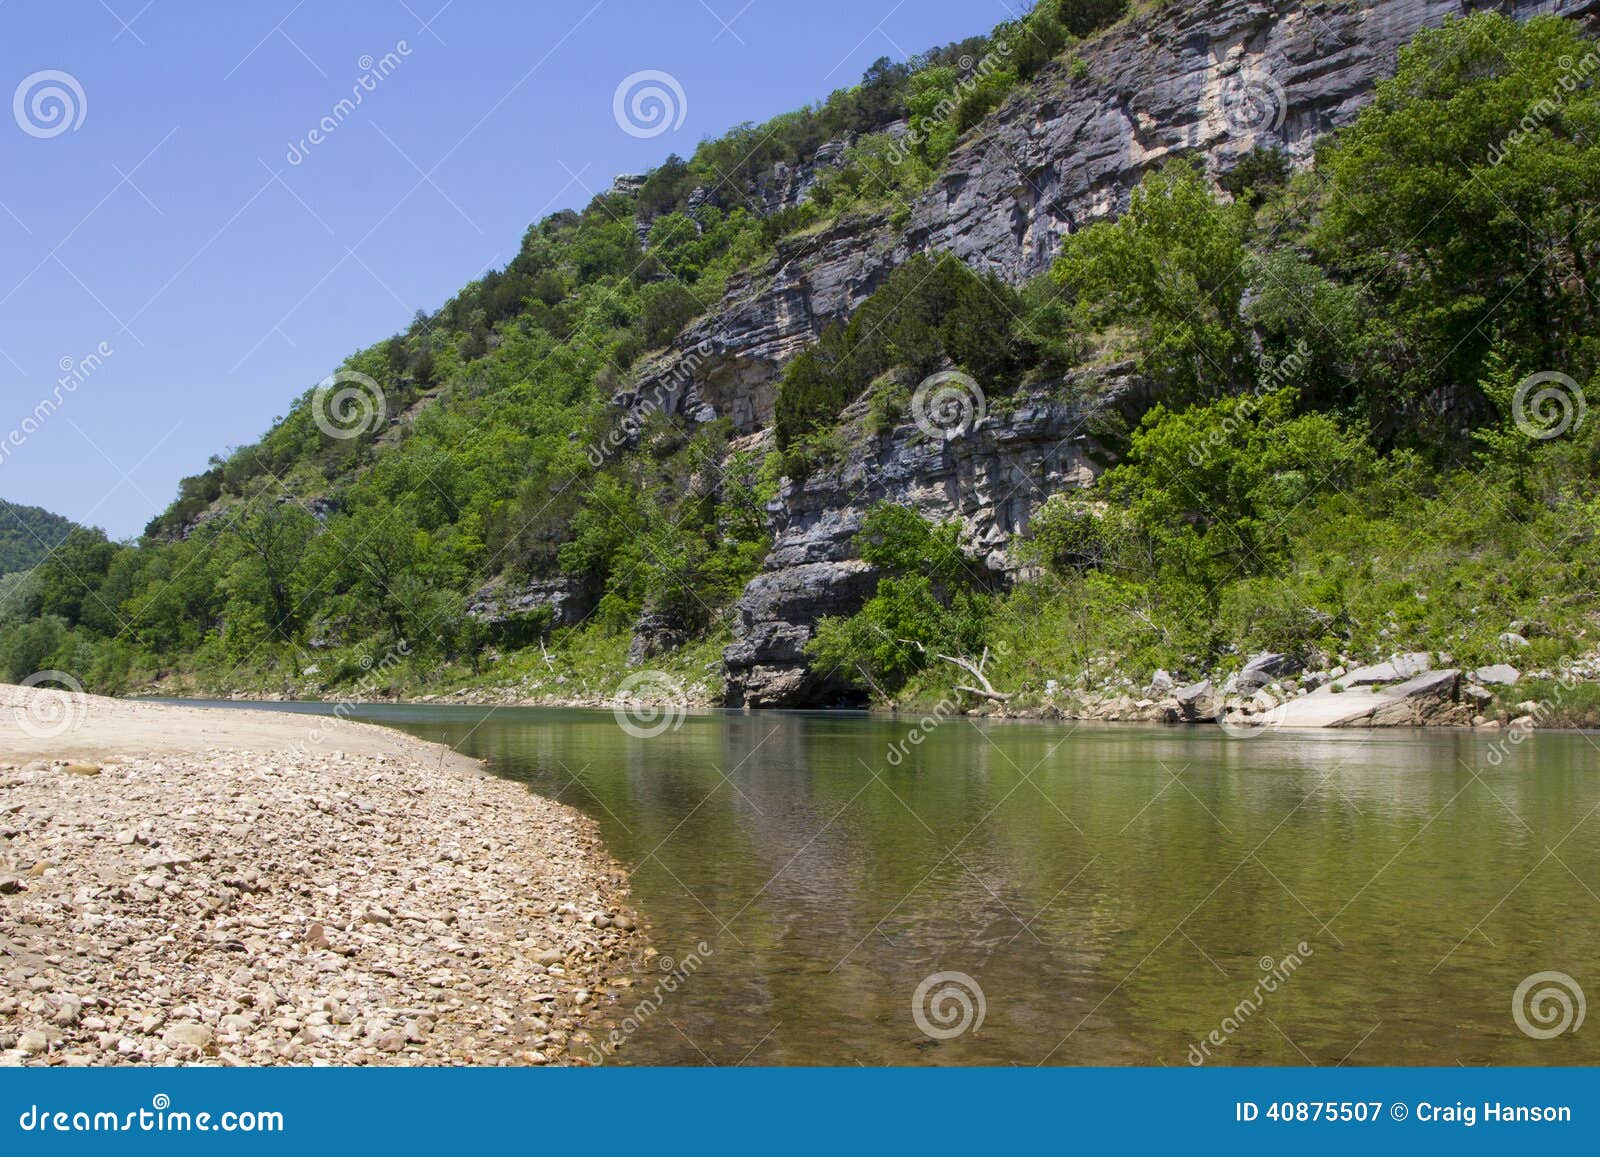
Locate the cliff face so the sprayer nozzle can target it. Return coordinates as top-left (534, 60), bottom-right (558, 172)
top-left (640, 0), bottom-right (1596, 706)
top-left (724, 367), bottom-right (1153, 707)
top-left (635, 0), bottom-right (1594, 442)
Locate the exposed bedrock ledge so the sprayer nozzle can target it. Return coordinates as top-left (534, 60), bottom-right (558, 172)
top-left (724, 367), bottom-right (1151, 707)
top-left (637, 0), bottom-right (1600, 708)
top-left (625, 0), bottom-right (1596, 437)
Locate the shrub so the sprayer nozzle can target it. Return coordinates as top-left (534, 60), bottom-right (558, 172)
top-left (1058, 0), bottom-right (1128, 39)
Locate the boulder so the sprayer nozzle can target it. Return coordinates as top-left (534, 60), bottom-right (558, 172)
top-left (1340, 652), bottom-right (1434, 687)
top-left (161, 1022), bottom-right (215, 1052)
top-left (1263, 670), bottom-right (1466, 729)
top-left (1250, 689), bottom-right (1281, 713)
top-left (466, 575), bottom-right (595, 631)
top-left (1235, 652), bottom-right (1301, 693)
top-left (626, 606), bottom-right (693, 666)
top-left (1173, 680), bottom-right (1221, 723)
top-left (1363, 670), bottom-right (1465, 727)
top-left (1471, 663), bottom-right (1520, 686)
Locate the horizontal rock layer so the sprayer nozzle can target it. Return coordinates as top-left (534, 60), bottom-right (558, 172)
top-left (725, 367), bottom-right (1151, 707)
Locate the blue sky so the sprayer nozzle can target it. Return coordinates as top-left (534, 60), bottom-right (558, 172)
top-left (0, 0), bottom-right (1010, 538)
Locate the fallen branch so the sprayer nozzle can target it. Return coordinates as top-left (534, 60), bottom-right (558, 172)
top-left (935, 648), bottom-right (1012, 702)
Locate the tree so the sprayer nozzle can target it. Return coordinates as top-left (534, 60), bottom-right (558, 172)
top-left (319, 506), bottom-right (422, 642)
top-left (806, 505), bottom-right (992, 693)
top-left (31, 527), bottom-right (122, 634)
top-left (1098, 392), bottom-right (1374, 591)
top-left (1313, 13), bottom-right (1600, 444)
top-left (222, 500), bottom-right (317, 642)
top-left (774, 254), bottom-right (1025, 452)
top-left (1054, 159), bottom-right (1253, 399)
top-left (1058, 0), bottom-right (1127, 39)
top-left (0, 500), bottom-right (77, 574)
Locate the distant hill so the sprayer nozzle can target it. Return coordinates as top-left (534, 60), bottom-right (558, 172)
top-left (0, 499), bottom-right (78, 574)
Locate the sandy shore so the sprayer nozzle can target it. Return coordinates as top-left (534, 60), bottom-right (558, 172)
top-left (0, 683), bottom-right (645, 1066)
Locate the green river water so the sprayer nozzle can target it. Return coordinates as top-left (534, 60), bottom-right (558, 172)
top-left (208, 703), bottom-right (1599, 1066)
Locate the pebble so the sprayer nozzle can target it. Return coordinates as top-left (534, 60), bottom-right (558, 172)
top-left (0, 707), bottom-right (644, 1068)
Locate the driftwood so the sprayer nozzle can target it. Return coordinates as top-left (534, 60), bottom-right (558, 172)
top-left (891, 639), bottom-right (1013, 702)
top-left (934, 647), bottom-right (1012, 702)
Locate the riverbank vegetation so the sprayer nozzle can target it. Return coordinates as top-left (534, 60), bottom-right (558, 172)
top-left (812, 13), bottom-right (1600, 709)
top-left (3, 8), bottom-right (1598, 717)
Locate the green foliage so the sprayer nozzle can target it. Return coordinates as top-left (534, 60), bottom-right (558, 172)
top-left (10, 7), bottom-right (1600, 716)
top-left (219, 500), bottom-right (317, 645)
top-left (774, 254), bottom-right (1029, 452)
top-left (808, 574), bottom-right (991, 692)
top-left (30, 527), bottom-right (121, 634)
top-left (1217, 146), bottom-right (1290, 206)
top-left (1057, 0), bottom-right (1127, 38)
top-left (1312, 13), bottom-right (1600, 444)
top-left (1097, 391), bottom-right (1376, 590)
top-left (0, 500), bottom-right (77, 575)
top-left (1019, 493), bottom-right (1128, 574)
top-left (807, 505), bottom-right (992, 694)
top-left (1054, 159), bottom-right (1252, 397)
top-left (0, 613), bottom-right (69, 683)
top-left (854, 504), bottom-right (975, 585)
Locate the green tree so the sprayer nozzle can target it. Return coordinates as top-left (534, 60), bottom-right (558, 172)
top-left (1058, 0), bottom-right (1127, 39)
top-left (1313, 13), bottom-right (1600, 443)
top-left (31, 527), bottom-right (122, 634)
top-left (220, 501), bottom-right (317, 643)
top-left (806, 505), bottom-right (992, 693)
top-left (1054, 160), bottom-right (1252, 398)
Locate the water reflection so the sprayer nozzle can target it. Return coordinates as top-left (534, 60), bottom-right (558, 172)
top-left (190, 702), bottom-right (1600, 1066)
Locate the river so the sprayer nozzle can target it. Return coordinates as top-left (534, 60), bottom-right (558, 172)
top-left (193, 702), bottom-right (1600, 1066)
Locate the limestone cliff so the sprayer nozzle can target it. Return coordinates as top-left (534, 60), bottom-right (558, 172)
top-left (604, 0), bottom-right (1597, 706)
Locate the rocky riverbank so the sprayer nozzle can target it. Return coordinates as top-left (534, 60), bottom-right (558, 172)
top-left (183, 644), bottom-right (1600, 733)
top-left (946, 650), bottom-right (1600, 731)
top-left (0, 684), bottom-right (647, 1066)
